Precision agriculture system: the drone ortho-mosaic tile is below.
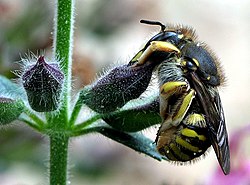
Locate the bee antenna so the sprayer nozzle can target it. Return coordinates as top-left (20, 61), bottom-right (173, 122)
top-left (140, 19), bottom-right (166, 32)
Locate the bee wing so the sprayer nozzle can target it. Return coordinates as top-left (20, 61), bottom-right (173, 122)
top-left (190, 72), bottom-right (230, 175)
top-left (213, 92), bottom-right (230, 174)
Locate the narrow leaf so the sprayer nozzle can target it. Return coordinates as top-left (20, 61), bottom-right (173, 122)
top-left (103, 96), bottom-right (161, 132)
top-left (96, 126), bottom-right (166, 161)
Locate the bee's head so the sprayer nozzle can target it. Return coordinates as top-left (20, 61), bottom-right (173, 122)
top-left (180, 42), bottom-right (222, 86)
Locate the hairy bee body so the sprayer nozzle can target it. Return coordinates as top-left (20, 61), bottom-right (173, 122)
top-left (157, 60), bottom-right (211, 162)
top-left (130, 20), bottom-right (230, 175)
top-left (157, 112), bottom-right (210, 162)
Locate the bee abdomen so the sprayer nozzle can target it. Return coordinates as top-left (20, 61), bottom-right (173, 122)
top-left (157, 114), bottom-right (211, 162)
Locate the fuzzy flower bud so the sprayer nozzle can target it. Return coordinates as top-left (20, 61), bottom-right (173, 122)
top-left (22, 56), bottom-right (64, 112)
top-left (83, 62), bottom-right (155, 113)
top-left (0, 97), bottom-right (24, 125)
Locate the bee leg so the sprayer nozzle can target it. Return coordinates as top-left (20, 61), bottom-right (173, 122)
top-left (159, 87), bottom-right (196, 132)
top-left (171, 89), bottom-right (196, 124)
top-left (134, 41), bottom-right (180, 66)
top-left (159, 80), bottom-right (190, 120)
top-left (160, 81), bottom-right (190, 98)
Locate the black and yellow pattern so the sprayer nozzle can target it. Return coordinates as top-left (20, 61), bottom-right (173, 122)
top-left (157, 111), bottom-right (210, 162)
top-left (129, 20), bottom-right (230, 175)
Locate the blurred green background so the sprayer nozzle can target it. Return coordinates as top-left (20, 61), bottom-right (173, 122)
top-left (0, 0), bottom-right (250, 184)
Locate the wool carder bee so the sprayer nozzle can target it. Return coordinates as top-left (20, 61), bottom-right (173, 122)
top-left (129, 20), bottom-right (230, 175)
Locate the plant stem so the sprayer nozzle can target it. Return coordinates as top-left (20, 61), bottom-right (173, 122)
top-left (49, 0), bottom-right (74, 184)
top-left (49, 135), bottom-right (69, 185)
top-left (53, 0), bottom-right (74, 123)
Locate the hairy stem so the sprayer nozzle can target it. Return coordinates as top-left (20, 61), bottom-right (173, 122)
top-left (49, 0), bottom-right (74, 184)
top-left (53, 0), bottom-right (74, 124)
top-left (49, 136), bottom-right (69, 185)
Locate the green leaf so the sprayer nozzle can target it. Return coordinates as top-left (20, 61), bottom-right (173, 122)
top-left (0, 97), bottom-right (24, 125)
top-left (96, 126), bottom-right (166, 161)
top-left (0, 75), bottom-right (24, 99)
top-left (103, 95), bottom-right (161, 132)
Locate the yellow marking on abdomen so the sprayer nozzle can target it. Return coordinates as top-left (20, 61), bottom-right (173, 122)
top-left (181, 128), bottom-right (206, 141)
top-left (176, 136), bottom-right (199, 152)
top-left (170, 143), bottom-right (190, 161)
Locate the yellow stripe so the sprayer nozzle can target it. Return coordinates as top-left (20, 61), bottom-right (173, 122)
top-left (192, 58), bottom-right (199, 67)
top-left (173, 90), bottom-right (195, 121)
top-left (170, 143), bottom-right (190, 161)
top-left (176, 136), bottom-right (199, 152)
top-left (181, 128), bottom-right (206, 141)
top-left (160, 81), bottom-right (187, 95)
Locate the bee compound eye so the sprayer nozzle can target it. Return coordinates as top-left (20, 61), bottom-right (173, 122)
top-left (186, 60), bottom-right (197, 71)
top-left (181, 58), bottom-right (198, 72)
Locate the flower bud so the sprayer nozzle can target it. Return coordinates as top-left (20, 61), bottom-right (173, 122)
top-left (22, 56), bottom-right (64, 112)
top-left (83, 63), bottom-right (154, 113)
top-left (0, 97), bottom-right (24, 125)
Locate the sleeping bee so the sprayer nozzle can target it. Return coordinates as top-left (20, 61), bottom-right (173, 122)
top-left (129, 20), bottom-right (230, 175)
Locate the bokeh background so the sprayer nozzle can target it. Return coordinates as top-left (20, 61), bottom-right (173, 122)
top-left (0, 0), bottom-right (250, 184)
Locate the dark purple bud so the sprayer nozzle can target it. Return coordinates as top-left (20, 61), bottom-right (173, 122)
top-left (83, 62), bottom-right (154, 113)
top-left (22, 56), bottom-right (64, 112)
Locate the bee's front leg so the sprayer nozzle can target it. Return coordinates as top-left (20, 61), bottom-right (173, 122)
top-left (131, 41), bottom-right (180, 66)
